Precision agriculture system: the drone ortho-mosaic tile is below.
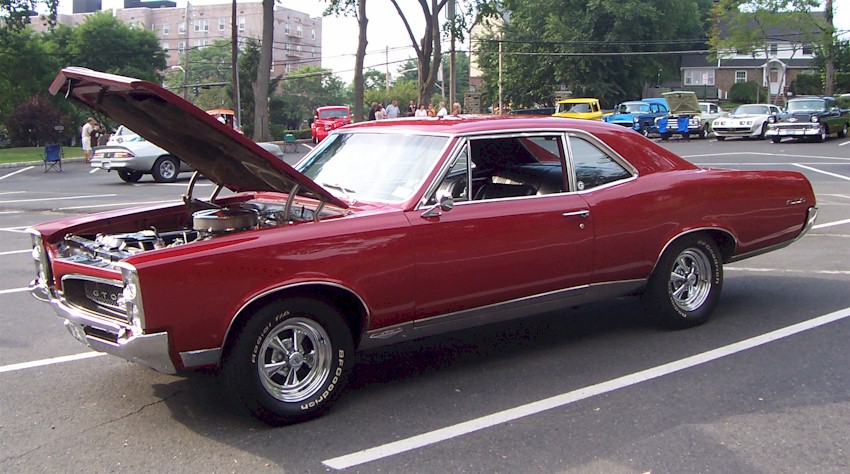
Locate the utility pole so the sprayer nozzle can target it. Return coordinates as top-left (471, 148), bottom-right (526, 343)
top-left (498, 35), bottom-right (502, 115)
top-left (182, 2), bottom-right (191, 100)
top-left (448, 0), bottom-right (456, 109)
top-left (231, 0), bottom-right (241, 129)
top-left (385, 46), bottom-right (389, 92)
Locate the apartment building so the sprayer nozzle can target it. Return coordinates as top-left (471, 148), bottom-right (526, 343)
top-left (31, 2), bottom-right (322, 76)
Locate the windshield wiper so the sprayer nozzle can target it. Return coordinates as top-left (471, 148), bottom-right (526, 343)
top-left (320, 183), bottom-right (357, 204)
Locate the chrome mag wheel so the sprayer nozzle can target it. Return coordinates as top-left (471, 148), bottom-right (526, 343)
top-left (257, 317), bottom-right (333, 403)
top-left (668, 248), bottom-right (712, 312)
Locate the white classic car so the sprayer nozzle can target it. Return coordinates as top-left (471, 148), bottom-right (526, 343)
top-left (712, 104), bottom-right (782, 140)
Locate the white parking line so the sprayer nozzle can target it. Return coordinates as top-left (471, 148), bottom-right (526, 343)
top-left (0, 167), bottom-right (35, 181)
top-left (793, 164), bottom-right (850, 181)
top-left (0, 226), bottom-right (29, 233)
top-left (323, 306), bottom-right (850, 470)
top-left (813, 218), bottom-right (850, 230)
top-left (727, 267), bottom-right (850, 276)
top-left (0, 352), bottom-right (105, 374)
top-left (59, 199), bottom-right (179, 211)
top-left (0, 249), bottom-right (30, 256)
top-left (0, 194), bottom-right (117, 204)
top-left (0, 287), bottom-right (30, 295)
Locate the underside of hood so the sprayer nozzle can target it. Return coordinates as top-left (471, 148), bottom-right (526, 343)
top-left (662, 92), bottom-right (701, 115)
top-left (49, 67), bottom-right (347, 209)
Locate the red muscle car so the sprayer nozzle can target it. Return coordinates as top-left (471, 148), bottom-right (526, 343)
top-left (29, 68), bottom-right (817, 424)
top-left (310, 105), bottom-right (351, 143)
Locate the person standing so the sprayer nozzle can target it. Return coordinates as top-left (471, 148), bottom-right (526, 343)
top-left (367, 102), bottom-right (378, 121)
top-left (415, 103), bottom-right (428, 117)
top-left (452, 103), bottom-right (462, 115)
top-left (407, 100), bottom-right (416, 117)
top-left (81, 117), bottom-right (95, 163)
top-left (436, 102), bottom-right (448, 117)
top-left (386, 100), bottom-right (400, 119)
top-left (374, 104), bottom-right (385, 120)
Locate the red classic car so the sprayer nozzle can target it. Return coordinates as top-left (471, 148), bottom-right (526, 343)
top-left (310, 105), bottom-right (351, 143)
top-left (30, 68), bottom-right (817, 425)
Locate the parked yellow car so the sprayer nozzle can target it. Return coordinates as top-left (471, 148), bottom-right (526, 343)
top-left (553, 98), bottom-right (607, 121)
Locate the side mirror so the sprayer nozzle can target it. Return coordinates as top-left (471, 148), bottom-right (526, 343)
top-left (421, 191), bottom-right (454, 218)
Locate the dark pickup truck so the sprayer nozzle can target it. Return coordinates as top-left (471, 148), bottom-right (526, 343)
top-left (766, 96), bottom-right (850, 143)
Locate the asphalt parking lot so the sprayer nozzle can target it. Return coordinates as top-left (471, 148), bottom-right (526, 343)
top-left (1, 136), bottom-right (848, 473)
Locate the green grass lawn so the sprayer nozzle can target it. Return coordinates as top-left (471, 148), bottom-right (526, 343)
top-left (0, 146), bottom-right (84, 165)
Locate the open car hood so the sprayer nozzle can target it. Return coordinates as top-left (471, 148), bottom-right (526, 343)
top-left (49, 67), bottom-right (347, 209)
top-left (662, 91), bottom-right (701, 115)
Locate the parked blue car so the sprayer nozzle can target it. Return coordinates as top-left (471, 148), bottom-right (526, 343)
top-left (604, 98), bottom-right (669, 135)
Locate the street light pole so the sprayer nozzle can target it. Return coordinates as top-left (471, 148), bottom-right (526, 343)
top-left (170, 65), bottom-right (186, 99)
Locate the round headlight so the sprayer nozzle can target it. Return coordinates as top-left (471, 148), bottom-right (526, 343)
top-left (810, 116), bottom-right (819, 123)
top-left (768, 116), bottom-right (776, 123)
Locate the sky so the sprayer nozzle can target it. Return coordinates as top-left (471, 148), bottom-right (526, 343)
top-left (55, 0), bottom-right (850, 86)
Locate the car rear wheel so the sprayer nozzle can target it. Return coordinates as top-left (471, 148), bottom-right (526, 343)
top-left (771, 136), bottom-right (782, 143)
top-left (839, 123), bottom-right (849, 139)
top-left (716, 136), bottom-right (726, 141)
top-left (117, 170), bottom-right (143, 183)
top-left (644, 235), bottom-right (723, 329)
top-left (698, 125), bottom-right (708, 139)
top-left (222, 298), bottom-right (353, 425)
top-left (151, 156), bottom-right (179, 183)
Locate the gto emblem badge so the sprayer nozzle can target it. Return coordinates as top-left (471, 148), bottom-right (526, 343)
top-left (788, 117), bottom-right (797, 122)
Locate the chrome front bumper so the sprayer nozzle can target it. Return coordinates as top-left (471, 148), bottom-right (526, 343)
top-left (30, 280), bottom-right (176, 374)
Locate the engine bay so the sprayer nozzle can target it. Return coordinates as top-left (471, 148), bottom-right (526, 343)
top-left (56, 198), bottom-right (329, 265)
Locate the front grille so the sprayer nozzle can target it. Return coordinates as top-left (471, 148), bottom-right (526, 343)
top-left (62, 277), bottom-right (130, 322)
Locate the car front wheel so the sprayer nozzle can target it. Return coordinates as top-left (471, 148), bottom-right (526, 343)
top-left (151, 156), bottom-right (179, 182)
top-left (816, 124), bottom-right (828, 143)
top-left (644, 235), bottom-right (723, 329)
top-left (222, 298), bottom-right (354, 425)
top-left (839, 123), bottom-right (848, 139)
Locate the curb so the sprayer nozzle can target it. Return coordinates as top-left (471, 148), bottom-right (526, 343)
top-left (1, 157), bottom-right (88, 169)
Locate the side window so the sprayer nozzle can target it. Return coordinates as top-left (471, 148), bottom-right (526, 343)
top-left (429, 135), bottom-right (567, 203)
top-left (569, 136), bottom-right (631, 191)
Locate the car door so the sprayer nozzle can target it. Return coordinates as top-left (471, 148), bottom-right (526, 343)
top-left (404, 133), bottom-right (595, 321)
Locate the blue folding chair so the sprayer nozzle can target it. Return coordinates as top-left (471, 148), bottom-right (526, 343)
top-left (42, 144), bottom-right (63, 173)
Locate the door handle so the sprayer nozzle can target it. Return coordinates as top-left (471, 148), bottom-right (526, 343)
top-left (562, 210), bottom-right (590, 218)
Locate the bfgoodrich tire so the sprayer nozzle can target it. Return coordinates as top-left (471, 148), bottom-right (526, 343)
top-left (222, 298), bottom-right (354, 425)
top-left (644, 235), bottom-right (723, 329)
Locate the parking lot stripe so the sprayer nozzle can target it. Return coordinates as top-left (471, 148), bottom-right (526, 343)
top-left (0, 194), bottom-right (117, 204)
top-left (58, 199), bottom-right (179, 211)
top-left (0, 352), bottom-right (105, 374)
top-left (813, 218), bottom-right (850, 230)
top-left (322, 306), bottom-right (850, 470)
top-left (0, 249), bottom-right (30, 257)
top-left (0, 167), bottom-right (34, 181)
top-left (793, 164), bottom-right (850, 181)
top-left (0, 287), bottom-right (29, 295)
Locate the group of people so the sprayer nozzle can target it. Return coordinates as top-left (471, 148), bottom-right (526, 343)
top-left (81, 117), bottom-right (108, 163)
top-left (368, 100), bottom-right (462, 120)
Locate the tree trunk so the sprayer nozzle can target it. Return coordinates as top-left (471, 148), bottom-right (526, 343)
top-left (824, 0), bottom-right (834, 96)
top-left (353, 0), bottom-right (368, 122)
top-left (253, 0), bottom-right (273, 141)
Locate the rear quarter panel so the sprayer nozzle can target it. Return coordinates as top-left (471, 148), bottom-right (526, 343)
top-left (581, 168), bottom-right (814, 284)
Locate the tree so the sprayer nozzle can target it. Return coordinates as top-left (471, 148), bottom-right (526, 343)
top-left (0, 0), bottom-right (57, 34)
top-left (0, 27), bottom-right (61, 122)
top-left (326, 0), bottom-right (369, 122)
top-left (476, 0), bottom-right (707, 109)
top-left (166, 40), bottom-right (234, 110)
top-left (238, 38), bottom-right (281, 138)
top-left (58, 12), bottom-right (167, 83)
top-left (390, 0), bottom-right (448, 105)
top-left (710, 0), bottom-right (825, 103)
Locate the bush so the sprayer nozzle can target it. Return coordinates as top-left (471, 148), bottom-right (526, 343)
top-left (729, 81), bottom-right (769, 104)
top-left (791, 73), bottom-right (823, 96)
top-left (269, 125), bottom-right (310, 141)
top-left (4, 95), bottom-right (68, 147)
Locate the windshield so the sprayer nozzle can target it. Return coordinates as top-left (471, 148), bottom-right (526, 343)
top-left (318, 109), bottom-right (349, 119)
top-left (734, 105), bottom-right (770, 115)
top-left (786, 100), bottom-right (826, 113)
top-left (297, 133), bottom-right (449, 203)
top-left (617, 103), bottom-right (649, 114)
